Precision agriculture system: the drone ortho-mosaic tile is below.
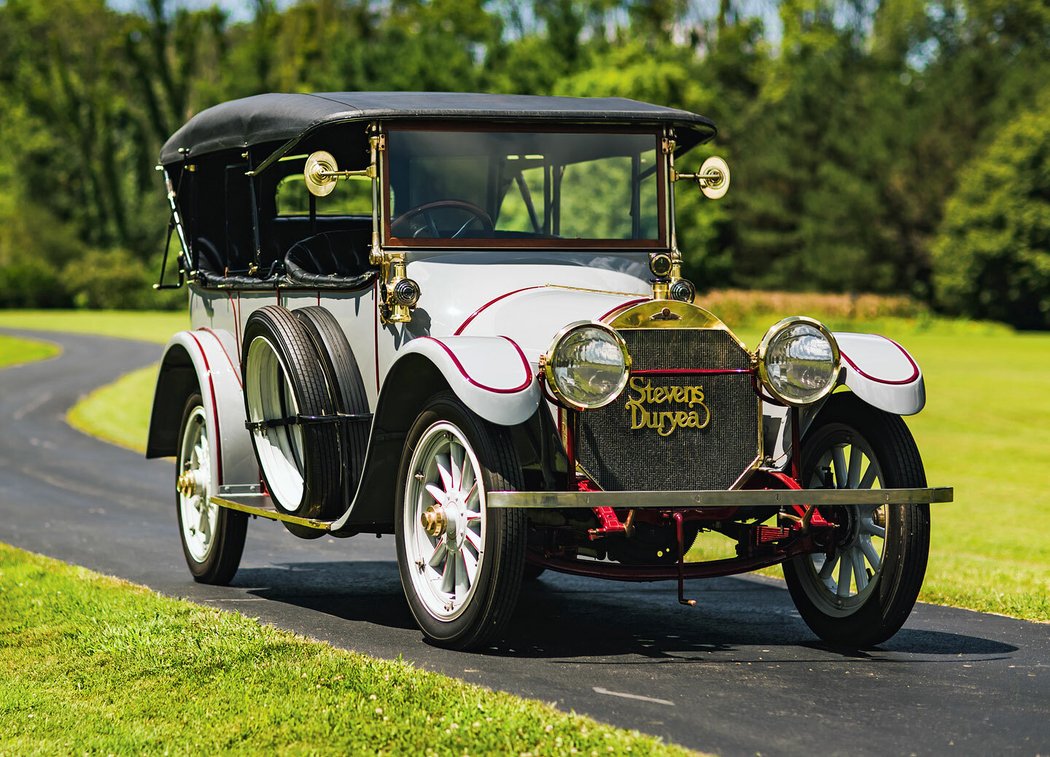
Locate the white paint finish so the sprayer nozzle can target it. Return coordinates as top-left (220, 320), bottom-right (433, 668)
top-left (160, 329), bottom-right (257, 489)
top-left (406, 251), bottom-right (650, 339)
top-left (835, 332), bottom-right (925, 416)
top-left (452, 286), bottom-right (644, 357)
top-left (396, 335), bottom-right (540, 425)
top-left (186, 253), bottom-right (652, 425)
top-left (320, 287), bottom-right (381, 409)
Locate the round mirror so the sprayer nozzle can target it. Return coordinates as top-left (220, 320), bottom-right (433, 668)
top-left (304, 150), bottom-right (339, 197)
top-left (698, 156), bottom-right (730, 200)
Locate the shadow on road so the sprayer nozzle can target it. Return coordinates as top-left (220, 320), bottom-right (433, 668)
top-left (229, 560), bottom-right (1017, 662)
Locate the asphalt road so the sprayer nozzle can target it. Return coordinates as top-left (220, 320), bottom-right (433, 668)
top-left (1, 327), bottom-right (1047, 756)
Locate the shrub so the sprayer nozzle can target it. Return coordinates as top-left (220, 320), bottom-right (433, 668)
top-left (62, 248), bottom-right (157, 310)
top-left (0, 258), bottom-right (72, 308)
top-left (932, 96), bottom-right (1050, 330)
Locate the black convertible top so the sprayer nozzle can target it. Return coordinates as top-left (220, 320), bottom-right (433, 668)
top-left (159, 91), bottom-right (717, 166)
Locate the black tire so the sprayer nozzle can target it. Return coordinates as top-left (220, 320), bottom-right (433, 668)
top-left (176, 393), bottom-right (247, 584)
top-left (293, 306), bottom-right (370, 492)
top-left (242, 305), bottom-right (341, 519)
top-left (394, 391), bottom-right (526, 650)
top-left (783, 393), bottom-right (931, 647)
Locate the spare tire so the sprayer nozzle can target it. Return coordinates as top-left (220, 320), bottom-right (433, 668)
top-left (242, 305), bottom-right (341, 519)
top-left (293, 306), bottom-right (370, 496)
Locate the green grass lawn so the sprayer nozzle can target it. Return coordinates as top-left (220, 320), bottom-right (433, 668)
top-left (67, 364), bottom-right (157, 451)
top-left (0, 309), bottom-right (187, 344)
top-left (0, 543), bottom-right (695, 756)
top-left (0, 333), bottom-right (61, 369)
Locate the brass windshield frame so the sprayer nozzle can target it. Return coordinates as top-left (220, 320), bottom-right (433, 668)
top-left (381, 122), bottom-right (669, 250)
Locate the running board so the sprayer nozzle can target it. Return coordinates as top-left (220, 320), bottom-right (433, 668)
top-left (487, 486), bottom-right (954, 509)
top-left (211, 487), bottom-right (332, 531)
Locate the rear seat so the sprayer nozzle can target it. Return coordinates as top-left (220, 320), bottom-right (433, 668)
top-left (283, 229), bottom-right (375, 288)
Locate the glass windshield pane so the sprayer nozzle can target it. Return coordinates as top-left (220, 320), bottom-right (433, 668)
top-left (386, 129), bottom-right (662, 245)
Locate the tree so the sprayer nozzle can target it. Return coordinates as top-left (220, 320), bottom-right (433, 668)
top-left (932, 94), bottom-right (1050, 329)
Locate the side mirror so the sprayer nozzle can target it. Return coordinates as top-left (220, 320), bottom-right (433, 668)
top-left (304, 150), bottom-right (375, 197)
top-left (674, 156), bottom-right (730, 200)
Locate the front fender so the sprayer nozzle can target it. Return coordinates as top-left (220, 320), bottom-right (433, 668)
top-left (835, 332), bottom-right (925, 416)
top-left (146, 329), bottom-right (256, 489)
top-left (328, 334), bottom-right (540, 533)
top-left (397, 335), bottom-right (540, 426)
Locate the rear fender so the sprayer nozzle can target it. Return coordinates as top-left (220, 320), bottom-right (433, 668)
top-left (146, 329), bottom-right (257, 489)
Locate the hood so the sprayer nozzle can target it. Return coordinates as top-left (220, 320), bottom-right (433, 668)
top-left (408, 252), bottom-right (653, 359)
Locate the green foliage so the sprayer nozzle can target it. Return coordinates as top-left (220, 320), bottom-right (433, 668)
top-left (932, 94), bottom-right (1050, 329)
top-left (0, 0), bottom-right (1046, 318)
top-left (60, 248), bottom-right (177, 310)
top-left (0, 260), bottom-right (71, 309)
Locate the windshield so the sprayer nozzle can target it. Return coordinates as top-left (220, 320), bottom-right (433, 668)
top-left (385, 128), bottom-right (664, 247)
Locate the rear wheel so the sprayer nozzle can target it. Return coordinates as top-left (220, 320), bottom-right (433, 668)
top-left (783, 394), bottom-right (930, 647)
top-left (176, 394), bottom-right (246, 584)
top-left (395, 392), bottom-right (525, 649)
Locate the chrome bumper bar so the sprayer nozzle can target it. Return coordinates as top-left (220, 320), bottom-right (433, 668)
top-left (487, 486), bottom-right (953, 510)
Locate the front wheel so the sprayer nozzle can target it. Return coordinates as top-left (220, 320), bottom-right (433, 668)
top-left (395, 392), bottom-right (526, 650)
top-left (176, 394), bottom-right (247, 584)
top-left (783, 393), bottom-right (930, 647)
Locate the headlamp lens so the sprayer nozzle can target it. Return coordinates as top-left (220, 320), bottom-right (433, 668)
top-left (760, 319), bottom-right (839, 405)
top-left (546, 324), bottom-right (630, 410)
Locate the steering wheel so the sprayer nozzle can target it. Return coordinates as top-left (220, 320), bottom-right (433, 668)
top-left (390, 200), bottom-right (494, 239)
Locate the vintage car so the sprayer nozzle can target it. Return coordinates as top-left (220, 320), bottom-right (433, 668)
top-left (147, 92), bottom-right (951, 650)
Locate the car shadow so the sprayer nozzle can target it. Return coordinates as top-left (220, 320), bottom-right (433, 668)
top-left (232, 560), bottom-right (1018, 661)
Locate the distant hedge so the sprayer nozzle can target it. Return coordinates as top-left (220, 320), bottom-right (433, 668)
top-left (932, 95), bottom-right (1050, 330)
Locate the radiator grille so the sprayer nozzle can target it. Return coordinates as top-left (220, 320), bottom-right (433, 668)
top-left (577, 328), bottom-right (760, 492)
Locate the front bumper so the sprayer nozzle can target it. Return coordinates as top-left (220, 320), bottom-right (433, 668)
top-left (487, 486), bottom-right (953, 509)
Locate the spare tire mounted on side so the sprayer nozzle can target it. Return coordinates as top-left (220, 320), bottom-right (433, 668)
top-left (241, 304), bottom-right (342, 519)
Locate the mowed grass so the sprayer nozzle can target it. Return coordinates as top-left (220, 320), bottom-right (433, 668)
top-left (0, 543), bottom-right (696, 756)
top-left (0, 333), bottom-right (61, 369)
top-left (67, 364), bottom-right (157, 451)
top-left (0, 309), bottom-right (187, 344)
top-left (906, 331), bottom-right (1050, 619)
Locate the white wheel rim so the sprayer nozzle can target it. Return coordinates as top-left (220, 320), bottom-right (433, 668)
top-left (178, 406), bottom-right (219, 562)
top-left (403, 421), bottom-right (486, 622)
top-left (797, 428), bottom-right (888, 617)
top-left (244, 335), bottom-right (306, 511)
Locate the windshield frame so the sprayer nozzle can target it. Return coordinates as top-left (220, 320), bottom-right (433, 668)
top-left (381, 122), bottom-right (668, 250)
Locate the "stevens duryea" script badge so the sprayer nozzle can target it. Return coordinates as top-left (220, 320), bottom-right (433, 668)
top-left (623, 376), bottom-right (711, 436)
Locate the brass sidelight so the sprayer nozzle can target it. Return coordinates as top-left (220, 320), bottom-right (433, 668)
top-left (648, 252), bottom-right (695, 303)
top-left (379, 255), bottom-right (421, 323)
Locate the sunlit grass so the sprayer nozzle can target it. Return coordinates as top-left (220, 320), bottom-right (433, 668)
top-left (0, 333), bottom-right (61, 369)
top-left (0, 543), bottom-right (698, 756)
top-left (67, 364), bottom-right (157, 451)
top-left (0, 309), bottom-right (187, 344)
